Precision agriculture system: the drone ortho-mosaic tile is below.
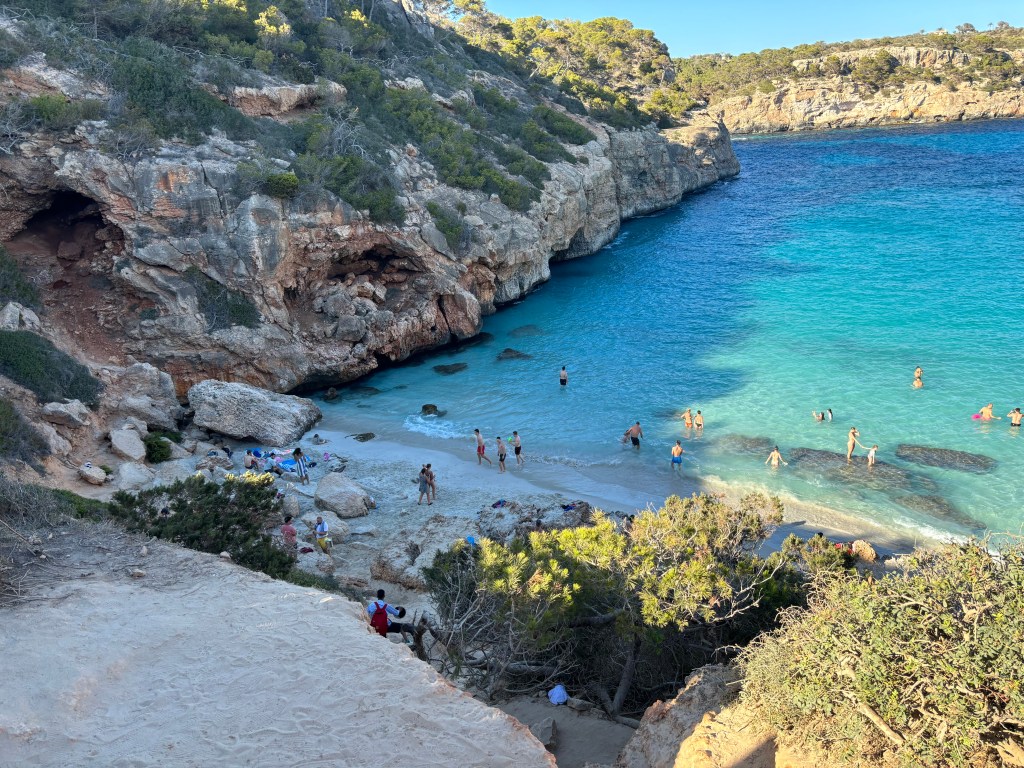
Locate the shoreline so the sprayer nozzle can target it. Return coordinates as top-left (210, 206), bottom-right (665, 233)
top-left (314, 408), bottom-right (945, 560)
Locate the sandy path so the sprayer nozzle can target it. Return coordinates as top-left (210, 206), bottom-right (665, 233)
top-left (0, 528), bottom-right (554, 768)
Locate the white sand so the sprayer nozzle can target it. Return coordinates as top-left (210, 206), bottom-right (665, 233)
top-left (0, 526), bottom-right (554, 768)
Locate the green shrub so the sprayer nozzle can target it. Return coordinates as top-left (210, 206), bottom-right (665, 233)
top-left (148, 428), bottom-right (182, 443)
top-left (0, 330), bottom-right (101, 406)
top-left (741, 540), bottom-right (1024, 767)
top-left (0, 398), bottom-right (48, 465)
top-left (426, 201), bottom-right (465, 249)
top-left (294, 152), bottom-right (405, 224)
top-left (532, 105), bottom-right (596, 145)
top-left (143, 433), bottom-right (172, 463)
top-left (0, 28), bottom-right (29, 69)
top-left (262, 172), bottom-right (300, 198)
top-left (27, 94), bottom-right (106, 131)
top-left (0, 246), bottom-right (40, 309)
top-left (182, 267), bottom-right (260, 331)
top-left (50, 487), bottom-right (107, 519)
top-left (108, 473), bottom-right (294, 578)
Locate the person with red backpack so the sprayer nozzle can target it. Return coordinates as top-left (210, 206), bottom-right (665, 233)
top-left (366, 589), bottom-right (412, 642)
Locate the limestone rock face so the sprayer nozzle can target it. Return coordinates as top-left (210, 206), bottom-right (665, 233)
top-left (228, 80), bottom-right (346, 117)
top-left (37, 423), bottom-right (71, 456)
top-left (188, 380), bottom-right (322, 444)
top-left (41, 399), bottom-right (91, 427)
top-left (314, 473), bottom-right (373, 519)
top-left (101, 363), bottom-right (183, 431)
top-left (109, 428), bottom-right (147, 462)
top-left (718, 74), bottom-right (1024, 134)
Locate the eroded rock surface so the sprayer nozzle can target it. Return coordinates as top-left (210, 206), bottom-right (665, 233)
top-left (188, 380), bottom-right (321, 444)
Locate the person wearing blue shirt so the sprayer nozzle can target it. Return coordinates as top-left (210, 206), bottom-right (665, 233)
top-left (366, 589), bottom-right (412, 641)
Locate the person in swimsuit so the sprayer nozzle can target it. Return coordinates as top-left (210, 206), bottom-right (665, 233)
top-left (512, 431), bottom-right (523, 465)
top-left (846, 427), bottom-right (864, 463)
top-left (496, 436), bottom-right (507, 473)
top-left (293, 447), bottom-right (310, 486)
top-left (671, 440), bottom-right (684, 470)
top-left (1007, 408), bottom-right (1022, 427)
top-left (417, 466), bottom-right (432, 505)
top-left (827, 409), bottom-right (833, 421)
top-left (425, 463), bottom-right (438, 499)
top-left (681, 408), bottom-right (693, 428)
top-left (812, 410), bottom-right (825, 422)
top-left (624, 421), bottom-right (643, 448)
top-left (474, 429), bottom-right (492, 465)
top-left (765, 446), bottom-right (787, 468)
top-left (977, 404), bottom-right (999, 421)
top-left (867, 445), bottom-right (878, 467)
top-left (913, 366), bottom-right (923, 388)
top-left (559, 366), bottom-right (568, 386)
top-left (694, 411), bottom-right (704, 430)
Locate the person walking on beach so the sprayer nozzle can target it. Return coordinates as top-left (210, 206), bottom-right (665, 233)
top-left (765, 446), bottom-right (787, 468)
top-left (681, 408), bottom-right (693, 428)
top-left (425, 463), bottom-right (438, 498)
top-left (474, 429), bottom-right (492, 465)
top-left (694, 411), bottom-right (704, 431)
top-left (559, 366), bottom-right (568, 387)
top-left (512, 431), bottom-right (523, 465)
top-left (624, 421), bottom-right (643, 449)
top-left (293, 447), bottom-right (310, 486)
top-left (496, 436), bottom-right (507, 473)
top-left (417, 466), bottom-right (432, 505)
top-left (671, 440), bottom-right (685, 471)
top-left (913, 366), bottom-right (923, 389)
top-left (847, 427), bottom-right (865, 463)
top-left (977, 404), bottom-right (999, 421)
top-left (1008, 408), bottom-right (1023, 427)
top-left (867, 444), bottom-right (878, 467)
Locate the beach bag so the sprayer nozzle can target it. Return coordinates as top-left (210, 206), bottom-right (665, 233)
top-left (548, 684), bottom-right (568, 705)
top-left (370, 601), bottom-right (390, 637)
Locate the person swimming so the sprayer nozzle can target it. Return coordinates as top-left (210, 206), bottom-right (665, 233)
top-left (977, 404), bottom-right (999, 421)
top-left (913, 366), bottom-right (923, 388)
top-left (812, 410), bottom-right (825, 423)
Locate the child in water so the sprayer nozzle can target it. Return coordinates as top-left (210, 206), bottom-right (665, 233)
top-left (867, 445), bottom-right (878, 467)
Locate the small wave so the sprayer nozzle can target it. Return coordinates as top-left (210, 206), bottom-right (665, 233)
top-left (403, 414), bottom-right (465, 440)
top-left (529, 453), bottom-right (621, 469)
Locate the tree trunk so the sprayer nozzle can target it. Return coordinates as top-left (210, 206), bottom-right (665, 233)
top-left (610, 634), bottom-right (641, 717)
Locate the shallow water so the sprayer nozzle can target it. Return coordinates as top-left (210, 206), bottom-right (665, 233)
top-left (322, 119), bottom-right (1024, 540)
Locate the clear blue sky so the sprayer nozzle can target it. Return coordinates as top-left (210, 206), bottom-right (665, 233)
top-left (484, 0), bottom-right (1024, 57)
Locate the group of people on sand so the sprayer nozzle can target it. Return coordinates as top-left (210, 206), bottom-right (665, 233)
top-left (416, 464), bottom-right (438, 505)
top-left (244, 446), bottom-right (313, 484)
top-left (473, 428), bottom-right (524, 472)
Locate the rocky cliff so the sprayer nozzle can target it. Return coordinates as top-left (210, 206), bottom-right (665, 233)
top-left (715, 45), bottom-right (1024, 134)
top-left (0, 75), bottom-right (737, 393)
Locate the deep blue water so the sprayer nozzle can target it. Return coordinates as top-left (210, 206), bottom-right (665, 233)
top-left (324, 119), bottom-right (1024, 539)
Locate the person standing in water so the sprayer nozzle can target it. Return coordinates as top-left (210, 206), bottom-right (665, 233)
top-left (624, 421), bottom-right (643, 448)
top-left (765, 446), bottom-right (787, 468)
top-left (812, 410), bottom-right (825, 422)
top-left (474, 429), bottom-right (492, 465)
top-left (496, 436), bottom-right (507, 473)
top-left (913, 366), bottom-right (923, 389)
top-left (671, 440), bottom-right (685, 471)
top-left (681, 408), bottom-right (693, 428)
top-left (867, 444), bottom-right (878, 467)
top-left (512, 431), bottom-right (524, 465)
top-left (827, 409), bottom-right (833, 422)
top-left (559, 366), bottom-right (568, 387)
top-left (847, 427), bottom-right (864, 463)
top-left (694, 411), bottom-right (704, 431)
top-left (977, 404), bottom-right (999, 421)
top-left (1008, 408), bottom-right (1023, 427)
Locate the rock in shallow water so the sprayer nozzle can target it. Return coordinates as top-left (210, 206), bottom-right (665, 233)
top-left (496, 348), bottom-right (532, 361)
top-left (895, 444), bottom-right (996, 473)
top-left (508, 324), bottom-right (544, 338)
top-left (896, 494), bottom-right (983, 531)
top-left (433, 363), bottom-right (468, 375)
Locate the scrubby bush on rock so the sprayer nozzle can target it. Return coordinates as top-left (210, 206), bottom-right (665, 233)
top-left (0, 330), bottom-right (101, 406)
top-left (741, 539), bottom-right (1024, 768)
top-left (108, 473), bottom-right (294, 578)
top-left (424, 492), bottom-right (805, 715)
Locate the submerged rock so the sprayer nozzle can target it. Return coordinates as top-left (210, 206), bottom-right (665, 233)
top-left (896, 494), bottom-right (983, 531)
top-left (895, 444), bottom-right (997, 474)
top-left (496, 348), bottom-right (532, 361)
top-left (188, 380), bottom-right (322, 444)
top-left (508, 324), bottom-right (544, 338)
top-left (349, 385), bottom-right (382, 396)
top-left (433, 363), bottom-right (468, 375)
top-left (715, 434), bottom-right (777, 456)
top-left (323, 387), bottom-right (339, 402)
top-left (788, 447), bottom-right (937, 493)
top-left (420, 404), bottom-right (446, 417)
top-left (349, 432), bottom-right (375, 442)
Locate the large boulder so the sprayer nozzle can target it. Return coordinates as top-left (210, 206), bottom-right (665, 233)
top-left (37, 423), bottom-right (72, 457)
top-left (314, 473), bottom-right (373, 519)
top-left (104, 363), bottom-right (184, 430)
top-left (0, 302), bottom-right (41, 331)
top-left (78, 463), bottom-right (107, 485)
top-left (110, 428), bottom-right (147, 462)
top-left (188, 380), bottom-right (322, 444)
top-left (40, 400), bottom-right (91, 427)
top-left (116, 462), bottom-right (156, 491)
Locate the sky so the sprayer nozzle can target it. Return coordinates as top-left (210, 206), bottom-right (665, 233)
top-left (484, 0), bottom-right (1024, 58)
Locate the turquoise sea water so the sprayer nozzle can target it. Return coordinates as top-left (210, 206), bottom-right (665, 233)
top-left (324, 120), bottom-right (1024, 539)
